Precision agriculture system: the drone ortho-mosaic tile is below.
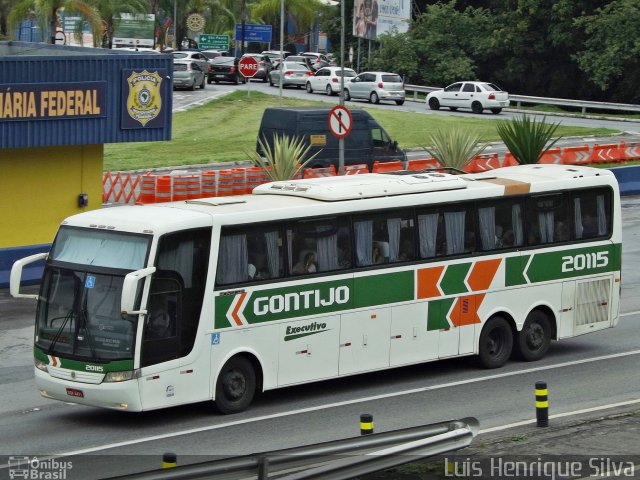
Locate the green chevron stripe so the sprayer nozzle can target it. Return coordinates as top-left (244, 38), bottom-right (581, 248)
top-left (427, 298), bottom-right (454, 331)
top-left (439, 263), bottom-right (471, 295)
top-left (353, 271), bottom-right (414, 308)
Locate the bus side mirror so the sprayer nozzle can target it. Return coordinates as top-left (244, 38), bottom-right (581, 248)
top-left (121, 267), bottom-right (156, 316)
top-left (10, 252), bottom-right (48, 299)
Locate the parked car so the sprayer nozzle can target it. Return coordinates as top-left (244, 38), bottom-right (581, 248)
top-left (240, 53), bottom-right (273, 82)
top-left (284, 55), bottom-right (314, 71)
top-left (207, 56), bottom-right (246, 85)
top-left (261, 50), bottom-right (289, 63)
top-left (201, 49), bottom-right (228, 60)
top-left (306, 66), bottom-right (357, 96)
top-left (301, 52), bottom-right (331, 71)
top-left (343, 71), bottom-right (405, 105)
top-left (426, 81), bottom-right (510, 114)
top-left (172, 60), bottom-right (206, 90)
top-left (172, 51), bottom-right (209, 73)
top-left (268, 61), bottom-right (313, 88)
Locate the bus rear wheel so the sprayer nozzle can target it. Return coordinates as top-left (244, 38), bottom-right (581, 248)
top-left (478, 317), bottom-right (513, 368)
top-left (215, 356), bottom-right (256, 414)
top-left (515, 311), bottom-right (551, 361)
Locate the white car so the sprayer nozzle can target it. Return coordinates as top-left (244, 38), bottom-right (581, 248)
top-left (343, 71), bottom-right (405, 105)
top-left (306, 66), bottom-right (356, 96)
top-left (268, 61), bottom-right (313, 88)
top-left (426, 81), bottom-right (510, 114)
top-left (172, 51), bottom-right (210, 73)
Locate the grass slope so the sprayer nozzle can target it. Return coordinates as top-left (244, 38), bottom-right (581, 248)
top-left (105, 92), bottom-right (619, 171)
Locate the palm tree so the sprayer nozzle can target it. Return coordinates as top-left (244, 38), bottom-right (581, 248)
top-left (201, 0), bottom-right (235, 35)
top-left (8, 0), bottom-right (101, 45)
top-left (496, 114), bottom-right (562, 165)
top-left (250, 0), bottom-right (323, 52)
top-left (86, 0), bottom-right (148, 49)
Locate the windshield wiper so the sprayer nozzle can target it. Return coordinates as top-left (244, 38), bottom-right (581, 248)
top-left (48, 310), bottom-right (74, 355)
top-left (78, 302), bottom-right (100, 364)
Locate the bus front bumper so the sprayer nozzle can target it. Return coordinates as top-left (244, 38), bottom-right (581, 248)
top-left (35, 368), bottom-right (143, 411)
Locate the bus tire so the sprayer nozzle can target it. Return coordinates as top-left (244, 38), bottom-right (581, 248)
top-left (215, 356), bottom-right (256, 414)
top-left (478, 317), bottom-right (513, 369)
top-left (515, 310), bottom-right (551, 361)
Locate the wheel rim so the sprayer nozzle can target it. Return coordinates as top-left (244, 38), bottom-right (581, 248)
top-left (525, 322), bottom-right (545, 351)
top-left (486, 329), bottom-right (506, 357)
top-left (222, 368), bottom-right (246, 402)
top-left (326, 85), bottom-right (331, 95)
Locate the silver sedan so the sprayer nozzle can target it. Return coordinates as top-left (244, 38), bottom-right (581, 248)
top-left (268, 61), bottom-right (313, 88)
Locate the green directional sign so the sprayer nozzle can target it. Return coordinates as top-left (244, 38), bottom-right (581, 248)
top-left (198, 34), bottom-right (229, 51)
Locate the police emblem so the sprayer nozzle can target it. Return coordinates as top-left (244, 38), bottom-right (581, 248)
top-left (126, 70), bottom-right (162, 126)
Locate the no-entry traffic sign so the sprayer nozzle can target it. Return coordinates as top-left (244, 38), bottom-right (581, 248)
top-left (328, 105), bottom-right (353, 139)
top-left (238, 57), bottom-right (259, 78)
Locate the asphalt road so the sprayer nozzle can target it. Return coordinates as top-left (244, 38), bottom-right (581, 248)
top-left (1, 196), bottom-right (639, 479)
top-left (172, 80), bottom-right (640, 134)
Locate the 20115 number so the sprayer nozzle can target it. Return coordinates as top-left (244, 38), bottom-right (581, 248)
top-left (561, 251), bottom-right (608, 272)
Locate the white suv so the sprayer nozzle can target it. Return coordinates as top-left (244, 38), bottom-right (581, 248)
top-left (306, 66), bottom-right (357, 96)
top-left (343, 71), bottom-right (405, 105)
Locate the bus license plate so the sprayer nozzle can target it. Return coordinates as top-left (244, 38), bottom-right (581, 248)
top-left (66, 388), bottom-right (84, 398)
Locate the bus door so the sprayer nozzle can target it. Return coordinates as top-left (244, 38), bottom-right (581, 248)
top-left (138, 272), bottom-right (183, 409)
top-left (338, 307), bottom-right (391, 375)
top-left (389, 303), bottom-right (439, 367)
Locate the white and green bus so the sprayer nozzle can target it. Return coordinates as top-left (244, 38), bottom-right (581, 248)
top-left (11, 164), bottom-right (621, 413)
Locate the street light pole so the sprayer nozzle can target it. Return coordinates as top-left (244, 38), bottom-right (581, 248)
top-left (279, 0), bottom-right (284, 107)
top-left (173, 0), bottom-right (177, 49)
top-left (338, 0), bottom-right (345, 175)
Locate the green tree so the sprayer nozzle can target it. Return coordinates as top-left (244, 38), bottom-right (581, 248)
top-left (368, 1), bottom-right (493, 85)
top-left (8, 0), bottom-right (101, 44)
top-left (495, 114), bottom-right (561, 165)
top-left (574, 0), bottom-right (640, 103)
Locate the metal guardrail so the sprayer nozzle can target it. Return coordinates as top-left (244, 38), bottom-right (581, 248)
top-left (404, 84), bottom-right (640, 114)
top-left (103, 417), bottom-right (478, 480)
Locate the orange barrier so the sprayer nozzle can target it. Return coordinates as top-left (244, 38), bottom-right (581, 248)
top-left (344, 164), bottom-right (368, 175)
top-left (304, 165), bottom-right (337, 178)
top-left (371, 160), bottom-right (404, 173)
top-left (172, 175), bottom-right (197, 202)
top-left (217, 169), bottom-right (234, 196)
top-left (588, 142), bottom-right (625, 164)
top-left (560, 145), bottom-right (590, 165)
top-left (137, 173), bottom-right (156, 204)
top-left (156, 175), bottom-right (172, 203)
top-left (504, 152), bottom-right (519, 166)
top-left (245, 167), bottom-right (264, 193)
top-left (231, 168), bottom-right (246, 195)
top-left (201, 171), bottom-right (217, 197)
top-left (102, 171), bottom-right (141, 204)
top-left (464, 153), bottom-right (500, 173)
top-left (406, 157), bottom-right (442, 171)
top-left (537, 147), bottom-right (563, 164)
top-left (623, 142), bottom-right (640, 161)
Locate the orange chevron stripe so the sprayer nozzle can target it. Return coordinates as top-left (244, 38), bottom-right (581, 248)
top-left (230, 292), bottom-right (246, 326)
top-left (467, 259), bottom-right (501, 291)
top-left (417, 266), bottom-right (445, 299)
top-left (449, 294), bottom-right (485, 327)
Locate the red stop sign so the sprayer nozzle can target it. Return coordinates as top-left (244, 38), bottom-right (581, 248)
top-left (238, 57), bottom-right (260, 78)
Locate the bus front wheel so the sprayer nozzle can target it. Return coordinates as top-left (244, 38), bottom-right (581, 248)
top-left (515, 311), bottom-right (551, 361)
top-left (478, 317), bottom-right (513, 368)
top-left (215, 356), bottom-right (256, 414)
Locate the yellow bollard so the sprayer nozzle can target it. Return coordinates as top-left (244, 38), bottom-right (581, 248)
top-left (360, 413), bottom-right (374, 435)
top-left (162, 452), bottom-right (177, 469)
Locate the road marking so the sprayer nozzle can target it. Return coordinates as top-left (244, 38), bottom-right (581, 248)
top-left (621, 310), bottom-right (640, 318)
top-left (44, 348), bottom-right (640, 457)
top-left (479, 397), bottom-right (640, 434)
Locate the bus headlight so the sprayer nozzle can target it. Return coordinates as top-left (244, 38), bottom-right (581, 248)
top-left (35, 358), bottom-right (49, 373)
top-left (104, 369), bottom-right (140, 383)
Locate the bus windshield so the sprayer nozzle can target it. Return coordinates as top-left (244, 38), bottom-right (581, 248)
top-left (35, 228), bottom-right (151, 361)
